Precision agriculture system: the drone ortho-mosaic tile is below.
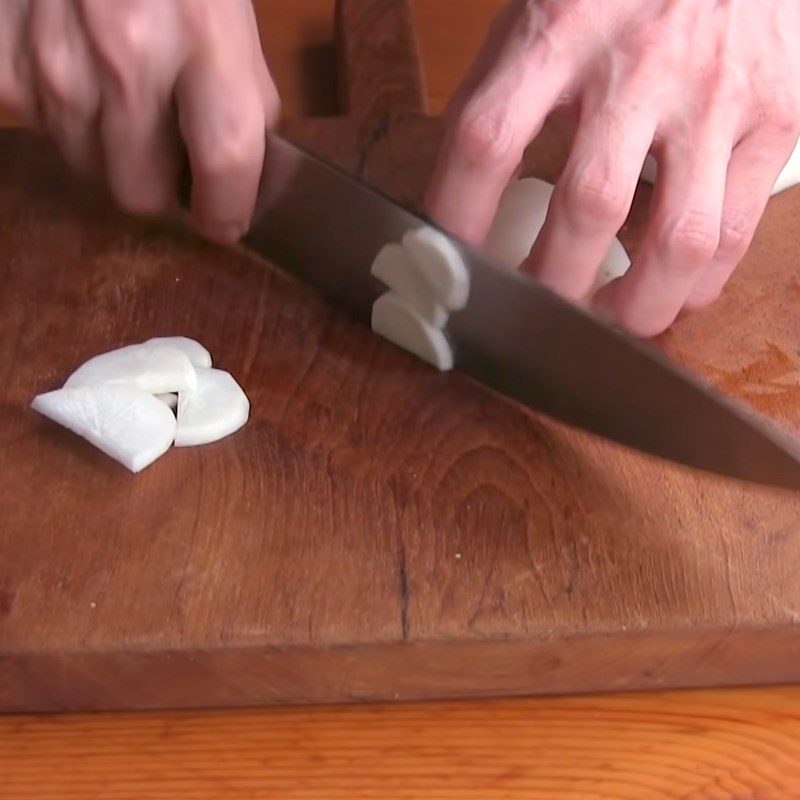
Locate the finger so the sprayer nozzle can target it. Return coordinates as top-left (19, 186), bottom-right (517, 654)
top-left (27, 0), bottom-right (101, 174)
top-left (521, 98), bottom-right (657, 301)
top-left (245, 0), bottom-right (281, 128)
top-left (683, 128), bottom-right (799, 310)
top-left (99, 83), bottom-right (180, 216)
top-left (597, 128), bottom-right (733, 337)
top-left (77, 0), bottom-right (182, 214)
top-left (424, 3), bottom-right (581, 246)
top-left (0, 0), bottom-right (38, 123)
top-left (440, 0), bottom-right (527, 127)
top-left (176, 52), bottom-right (269, 242)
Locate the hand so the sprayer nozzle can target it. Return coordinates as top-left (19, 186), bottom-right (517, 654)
top-left (0, 0), bottom-right (279, 242)
top-left (425, 0), bottom-right (800, 336)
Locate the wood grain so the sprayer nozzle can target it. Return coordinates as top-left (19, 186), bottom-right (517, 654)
top-left (3, 688), bottom-right (800, 800)
top-left (3, 1), bottom-right (800, 797)
top-left (3, 0), bottom-right (800, 715)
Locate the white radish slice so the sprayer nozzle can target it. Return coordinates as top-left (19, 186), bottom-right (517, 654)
top-left (32, 385), bottom-right (176, 473)
top-left (370, 243), bottom-right (448, 327)
top-left (64, 343), bottom-right (197, 394)
top-left (402, 226), bottom-right (470, 311)
top-left (371, 291), bottom-right (453, 371)
top-left (771, 136), bottom-right (800, 195)
top-left (143, 336), bottom-right (212, 368)
top-left (641, 138), bottom-right (800, 196)
top-left (589, 237), bottom-right (631, 296)
top-left (483, 177), bottom-right (631, 297)
top-left (174, 367), bottom-right (250, 447)
top-left (483, 178), bottom-right (554, 269)
top-left (156, 393), bottom-right (178, 411)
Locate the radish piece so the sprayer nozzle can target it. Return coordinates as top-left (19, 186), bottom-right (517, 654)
top-left (483, 178), bottom-right (554, 269)
top-left (371, 291), bottom-right (453, 371)
top-left (370, 243), bottom-right (447, 327)
top-left (144, 336), bottom-right (212, 368)
top-left (483, 177), bottom-right (631, 296)
top-left (64, 342), bottom-right (197, 394)
top-left (642, 138), bottom-right (800, 196)
top-left (174, 367), bottom-right (250, 447)
top-left (32, 385), bottom-right (176, 473)
top-left (156, 393), bottom-right (178, 411)
top-left (772, 136), bottom-right (800, 195)
top-left (402, 227), bottom-right (470, 311)
top-left (590, 237), bottom-right (631, 296)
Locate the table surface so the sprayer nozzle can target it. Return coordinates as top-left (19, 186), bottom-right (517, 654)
top-left (2, 2), bottom-right (800, 798)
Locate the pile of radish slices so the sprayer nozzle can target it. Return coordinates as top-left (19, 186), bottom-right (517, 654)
top-left (370, 226), bottom-right (469, 371)
top-left (370, 178), bottom-right (632, 371)
top-left (32, 337), bottom-right (249, 473)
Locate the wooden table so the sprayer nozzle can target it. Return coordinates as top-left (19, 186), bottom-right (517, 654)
top-left (2, 2), bottom-right (800, 797)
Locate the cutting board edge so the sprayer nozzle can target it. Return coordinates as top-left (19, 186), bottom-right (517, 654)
top-left (3, 623), bottom-right (800, 713)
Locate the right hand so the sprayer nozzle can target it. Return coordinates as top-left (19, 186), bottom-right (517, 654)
top-left (0, 0), bottom-right (280, 243)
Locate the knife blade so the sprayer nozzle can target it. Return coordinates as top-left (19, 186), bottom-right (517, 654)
top-left (244, 132), bottom-right (800, 491)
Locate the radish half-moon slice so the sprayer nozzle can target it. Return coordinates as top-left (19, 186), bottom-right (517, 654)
top-left (64, 342), bottom-right (198, 394)
top-left (144, 336), bottom-right (212, 368)
top-left (642, 137), bottom-right (800, 196)
top-left (483, 178), bottom-right (554, 269)
top-left (370, 243), bottom-right (448, 327)
top-left (32, 385), bottom-right (176, 473)
top-left (772, 136), bottom-right (800, 195)
top-left (483, 177), bottom-right (631, 296)
top-left (589, 237), bottom-right (631, 296)
top-left (156, 393), bottom-right (178, 411)
top-left (371, 291), bottom-right (453, 371)
top-left (402, 227), bottom-right (470, 311)
top-left (174, 367), bottom-right (250, 447)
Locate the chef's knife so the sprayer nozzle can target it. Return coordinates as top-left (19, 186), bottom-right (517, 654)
top-left (242, 132), bottom-right (800, 491)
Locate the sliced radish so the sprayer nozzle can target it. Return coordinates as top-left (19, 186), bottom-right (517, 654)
top-left (483, 177), bottom-right (631, 297)
top-left (590, 237), bottom-right (631, 295)
top-left (483, 178), bottom-right (554, 269)
top-left (371, 291), bottom-right (453, 371)
top-left (174, 367), bottom-right (250, 447)
top-left (402, 226), bottom-right (470, 311)
top-left (370, 243), bottom-right (448, 327)
top-left (772, 136), bottom-right (800, 195)
top-left (32, 385), bottom-right (176, 473)
top-left (143, 336), bottom-right (212, 368)
top-left (64, 342), bottom-right (197, 394)
top-left (156, 393), bottom-right (178, 411)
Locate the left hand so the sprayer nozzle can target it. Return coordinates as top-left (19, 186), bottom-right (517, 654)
top-left (425, 0), bottom-right (800, 336)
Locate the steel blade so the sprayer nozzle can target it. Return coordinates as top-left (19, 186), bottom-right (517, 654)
top-left (244, 133), bottom-right (800, 490)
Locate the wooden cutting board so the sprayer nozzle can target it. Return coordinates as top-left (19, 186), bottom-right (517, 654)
top-left (2, 0), bottom-right (800, 714)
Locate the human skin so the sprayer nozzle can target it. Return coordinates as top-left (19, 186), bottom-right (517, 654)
top-left (425, 0), bottom-right (800, 336)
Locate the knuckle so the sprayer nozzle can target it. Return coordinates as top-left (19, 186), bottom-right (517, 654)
top-left (32, 42), bottom-right (72, 106)
top-left (660, 209), bottom-right (720, 267)
top-left (762, 92), bottom-right (800, 138)
top-left (450, 106), bottom-right (521, 168)
top-left (82, 2), bottom-right (153, 99)
top-left (563, 168), bottom-right (628, 225)
top-left (184, 0), bottom-right (227, 42)
top-left (717, 208), bottom-right (755, 259)
top-left (196, 109), bottom-right (264, 176)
